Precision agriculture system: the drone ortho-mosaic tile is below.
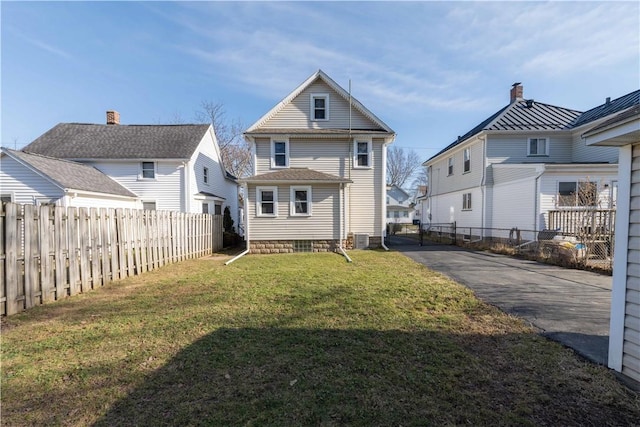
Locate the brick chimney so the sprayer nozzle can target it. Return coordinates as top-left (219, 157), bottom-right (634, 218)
top-left (106, 110), bottom-right (120, 125)
top-left (510, 83), bottom-right (523, 103)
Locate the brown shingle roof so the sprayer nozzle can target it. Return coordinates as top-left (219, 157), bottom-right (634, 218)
top-left (241, 168), bottom-right (352, 184)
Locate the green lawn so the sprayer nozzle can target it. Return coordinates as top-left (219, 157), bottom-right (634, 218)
top-left (1, 251), bottom-right (638, 426)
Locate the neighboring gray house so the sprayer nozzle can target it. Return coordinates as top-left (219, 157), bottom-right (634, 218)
top-left (240, 70), bottom-right (396, 253)
top-left (0, 147), bottom-right (139, 208)
top-left (20, 111), bottom-right (238, 222)
top-left (583, 104), bottom-right (640, 384)
top-left (386, 184), bottom-right (415, 224)
top-left (423, 84), bottom-right (639, 240)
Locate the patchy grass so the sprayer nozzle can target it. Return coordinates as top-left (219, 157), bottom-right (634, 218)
top-left (1, 251), bottom-right (638, 426)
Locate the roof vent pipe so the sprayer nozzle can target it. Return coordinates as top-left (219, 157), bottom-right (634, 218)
top-left (525, 99), bottom-right (534, 108)
top-left (605, 97), bottom-right (611, 105)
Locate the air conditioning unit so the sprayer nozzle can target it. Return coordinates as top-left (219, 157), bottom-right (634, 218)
top-left (354, 234), bottom-right (370, 249)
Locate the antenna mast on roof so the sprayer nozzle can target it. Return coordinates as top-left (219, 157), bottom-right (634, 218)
top-left (348, 79), bottom-right (352, 135)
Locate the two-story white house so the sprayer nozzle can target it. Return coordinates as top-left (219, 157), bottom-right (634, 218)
top-left (423, 84), bottom-right (639, 240)
top-left (240, 70), bottom-right (396, 254)
top-left (19, 111), bottom-right (239, 224)
top-left (386, 184), bottom-right (415, 224)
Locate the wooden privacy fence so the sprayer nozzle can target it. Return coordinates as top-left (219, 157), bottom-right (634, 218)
top-left (0, 203), bottom-right (224, 316)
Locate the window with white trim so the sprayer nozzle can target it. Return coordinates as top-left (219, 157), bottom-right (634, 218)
top-left (271, 139), bottom-right (289, 168)
top-left (463, 148), bottom-right (470, 173)
top-left (141, 162), bottom-right (156, 179)
top-left (215, 204), bottom-right (222, 215)
top-left (447, 157), bottom-right (454, 176)
top-left (1, 194), bottom-right (13, 203)
top-left (354, 140), bottom-right (372, 168)
top-left (290, 186), bottom-right (312, 216)
top-left (202, 202), bottom-right (209, 214)
top-left (310, 93), bottom-right (329, 121)
top-left (528, 138), bottom-right (548, 156)
top-left (462, 193), bottom-right (472, 210)
top-left (203, 166), bottom-right (209, 184)
top-left (257, 186), bottom-right (277, 216)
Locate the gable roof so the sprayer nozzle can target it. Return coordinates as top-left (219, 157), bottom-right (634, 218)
top-left (23, 123), bottom-right (211, 159)
top-left (2, 148), bottom-right (137, 197)
top-left (426, 100), bottom-right (581, 162)
top-left (240, 167), bottom-right (352, 184)
top-left (426, 88), bottom-right (640, 164)
top-left (245, 69), bottom-right (394, 135)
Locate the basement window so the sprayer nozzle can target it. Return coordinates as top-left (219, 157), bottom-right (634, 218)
top-left (293, 240), bottom-right (312, 252)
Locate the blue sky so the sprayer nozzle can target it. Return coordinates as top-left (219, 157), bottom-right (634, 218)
top-left (2, 1), bottom-right (639, 162)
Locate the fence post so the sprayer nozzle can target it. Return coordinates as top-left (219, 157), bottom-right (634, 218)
top-left (452, 221), bottom-right (457, 245)
top-left (4, 203), bottom-right (20, 315)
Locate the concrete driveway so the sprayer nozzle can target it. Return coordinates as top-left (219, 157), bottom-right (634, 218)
top-left (388, 236), bottom-right (613, 366)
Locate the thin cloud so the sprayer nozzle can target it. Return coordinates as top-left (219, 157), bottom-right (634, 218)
top-left (10, 29), bottom-right (73, 60)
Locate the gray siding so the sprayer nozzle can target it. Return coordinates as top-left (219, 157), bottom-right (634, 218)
top-left (260, 81), bottom-right (377, 130)
top-left (428, 140), bottom-right (484, 196)
top-left (487, 134), bottom-right (573, 164)
top-left (624, 142), bottom-right (640, 382)
top-left (571, 133), bottom-right (618, 163)
top-left (248, 183), bottom-right (341, 240)
top-left (492, 166), bottom-right (539, 184)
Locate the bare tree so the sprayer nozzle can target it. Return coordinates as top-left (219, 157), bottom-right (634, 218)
top-left (195, 101), bottom-right (252, 178)
top-left (387, 146), bottom-right (422, 188)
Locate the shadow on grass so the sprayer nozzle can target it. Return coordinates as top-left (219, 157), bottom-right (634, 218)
top-left (94, 327), bottom-right (638, 427)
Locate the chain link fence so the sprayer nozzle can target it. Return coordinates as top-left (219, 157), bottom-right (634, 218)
top-left (414, 222), bottom-right (613, 274)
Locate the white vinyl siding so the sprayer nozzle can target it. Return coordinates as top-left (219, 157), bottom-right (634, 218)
top-left (491, 179), bottom-right (538, 237)
top-left (258, 81), bottom-right (378, 130)
top-left (91, 160), bottom-right (183, 211)
top-left (248, 184), bottom-right (341, 240)
top-left (623, 143), bottom-right (640, 382)
top-left (427, 188), bottom-right (482, 227)
top-left (491, 165), bottom-right (539, 185)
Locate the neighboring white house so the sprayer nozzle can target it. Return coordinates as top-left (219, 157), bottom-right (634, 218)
top-left (20, 111), bottom-right (239, 226)
top-left (387, 184), bottom-right (415, 224)
top-left (0, 147), bottom-right (140, 208)
top-left (583, 104), bottom-right (640, 384)
top-left (423, 84), bottom-right (639, 240)
top-left (240, 69), bottom-right (396, 253)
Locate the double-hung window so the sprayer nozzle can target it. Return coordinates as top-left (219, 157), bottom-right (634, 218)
top-left (354, 140), bottom-right (372, 168)
top-left (257, 187), bottom-right (277, 216)
top-left (143, 201), bottom-right (157, 211)
top-left (462, 193), bottom-right (472, 210)
top-left (463, 148), bottom-right (470, 173)
top-left (310, 93), bottom-right (329, 121)
top-left (141, 161), bottom-right (156, 179)
top-left (271, 139), bottom-right (289, 168)
top-left (528, 138), bottom-right (548, 156)
top-left (290, 186), bottom-right (312, 216)
top-left (203, 166), bottom-right (209, 184)
top-left (447, 157), bottom-right (454, 176)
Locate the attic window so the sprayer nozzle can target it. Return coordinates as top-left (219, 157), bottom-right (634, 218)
top-left (311, 93), bottom-right (329, 121)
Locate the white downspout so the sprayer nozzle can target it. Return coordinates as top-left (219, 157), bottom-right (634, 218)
top-left (479, 137), bottom-right (486, 236)
top-left (381, 140), bottom-right (391, 250)
top-left (182, 161), bottom-right (190, 213)
top-left (533, 165), bottom-right (546, 231)
top-left (338, 182), bottom-right (352, 262)
top-left (225, 183), bottom-right (250, 265)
